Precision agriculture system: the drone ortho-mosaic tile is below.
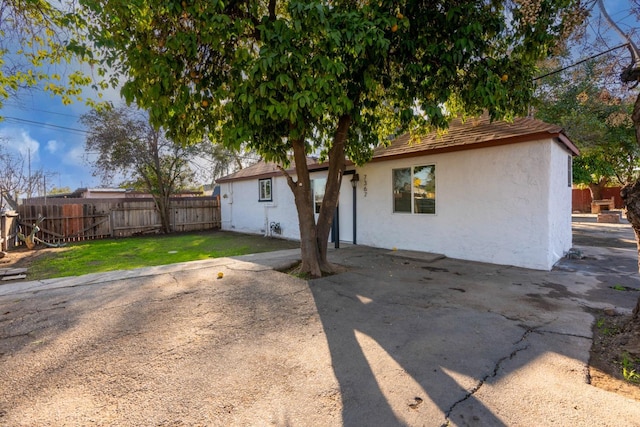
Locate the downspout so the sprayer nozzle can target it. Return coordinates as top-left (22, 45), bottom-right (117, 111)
top-left (228, 182), bottom-right (233, 229)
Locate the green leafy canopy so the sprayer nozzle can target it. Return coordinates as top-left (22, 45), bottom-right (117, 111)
top-left (78, 0), bottom-right (585, 164)
top-left (0, 0), bottom-right (109, 111)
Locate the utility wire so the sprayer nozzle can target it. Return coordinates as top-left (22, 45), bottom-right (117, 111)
top-left (2, 102), bottom-right (83, 119)
top-left (2, 116), bottom-right (88, 134)
top-left (533, 42), bottom-right (630, 80)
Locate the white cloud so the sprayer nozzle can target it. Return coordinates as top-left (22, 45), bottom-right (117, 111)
top-left (64, 143), bottom-right (89, 166)
top-left (0, 127), bottom-right (40, 162)
top-left (46, 139), bottom-right (61, 154)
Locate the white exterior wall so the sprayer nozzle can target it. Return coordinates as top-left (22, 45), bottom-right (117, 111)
top-left (220, 175), bottom-right (300, 239)
top-left (356, 139), bottom-right (571, 270)
top-left (220, 139), bottom-right (573, 270)
top-left (546, 142), bottom-right (574, 267)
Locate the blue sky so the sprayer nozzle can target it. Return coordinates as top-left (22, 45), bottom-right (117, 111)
top-left (0, 0), bottom-right (637, 196)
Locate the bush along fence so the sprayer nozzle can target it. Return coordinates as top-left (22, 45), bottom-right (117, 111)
top-left (2, 197), bottom-right (221, 250)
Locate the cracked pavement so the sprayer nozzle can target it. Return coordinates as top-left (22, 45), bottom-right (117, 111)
top-left (1, 219), bottom-right (640, 426)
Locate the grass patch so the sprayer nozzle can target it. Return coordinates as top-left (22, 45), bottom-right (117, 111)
top-left (595, 316), bottom-right (621, 336)
top-left (26, 230), bottom-right (299, 280)
top-left (621, 352), bottom-right (640, 384)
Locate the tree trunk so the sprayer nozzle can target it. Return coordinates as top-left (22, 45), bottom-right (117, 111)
top-left (315, 115), bottom-right (350, 271)
top-left (634, 88), bottom-right (640, 148)
top-left (588, 179), bottom-right (607, 201)
top-left (285, 115), bottom-right (351, 278)
top-left (622, 92), bottom-right (640, 324)
top-left (153, 194), bottom-right (172, 234)
top-left (286, 137), bottom-right (323, 277)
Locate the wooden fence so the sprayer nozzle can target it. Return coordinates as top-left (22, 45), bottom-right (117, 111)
top-left (572, 187), bottom-right (623, 213)
top-left (0, 211), bottom-right (19, 252)
top-left (6, 197), bottom-right (220, 249)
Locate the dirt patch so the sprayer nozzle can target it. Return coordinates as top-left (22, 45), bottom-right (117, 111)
top-left (590, 312), bottom-right (640, 400)
top-left (0, 247), bottom-right (69, 282)
top-left (0, 247), bottom-right (63, 269)
top-left (281, 260), bottom-right (349, 278)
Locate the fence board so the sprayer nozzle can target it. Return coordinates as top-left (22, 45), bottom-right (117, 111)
top-left (0, 212), bottom-right (18, 251)
top-left (15, 197), bottom-right (220, 246)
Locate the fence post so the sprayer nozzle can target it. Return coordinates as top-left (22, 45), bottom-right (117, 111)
top-left (109, 209), bottom-right (114, 238)
top-left (172, 199), bottom-right (176, 232)
top-left (0, 213), bottom-right (5, 252)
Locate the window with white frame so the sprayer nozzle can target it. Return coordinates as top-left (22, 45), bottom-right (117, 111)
top-left (392, 165), bottom-right (436, 214)
top-left (258, 178), bottom-right (272, 202)
top-left (311, 178), bottom-right (326, 214)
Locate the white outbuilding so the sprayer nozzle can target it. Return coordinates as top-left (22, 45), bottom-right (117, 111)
top-left (217, 115), bottom-right (579, 270)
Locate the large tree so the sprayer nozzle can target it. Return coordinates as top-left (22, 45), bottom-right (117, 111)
top-left (78, 0), bottom-right (586, 277)
top-left (534, 58), bottom-right (639, 199)
top-left (81, 106), bottom-right (204, 233)
top-left (592, 1), bottom-right (640, 327)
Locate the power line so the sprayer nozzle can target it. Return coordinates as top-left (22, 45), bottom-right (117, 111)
top-left (1, 116), bottom-right (89, 135)
top-left (533, 42), bottom-right (631, 81)
top-left (2, 102), bottom-right (83, 119)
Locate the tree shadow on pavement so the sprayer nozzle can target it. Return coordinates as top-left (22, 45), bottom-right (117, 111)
top-left (309, 245), bottom-right (640, 426)
top-left (308, 257), bottom-right (515, 426)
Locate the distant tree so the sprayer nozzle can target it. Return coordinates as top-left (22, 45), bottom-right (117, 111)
top-left (79, 0), bottom-right (587, 277)
top-left (189, 141), bottom-right (255, 187)
top-left (48, 186), bottom-right (72, 195)
top-left (535, 58), bottom-right (638, 200)
top-left (81, 106), bottom-right (209, 233)
top-left (0, 141), bottom-right (47, 209)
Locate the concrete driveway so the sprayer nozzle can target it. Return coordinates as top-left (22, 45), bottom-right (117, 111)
top-left (1, 216), bottom-right (639, 426)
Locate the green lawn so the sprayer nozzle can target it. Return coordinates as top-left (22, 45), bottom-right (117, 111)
top-left (25, 230), bottom-right (300, 280)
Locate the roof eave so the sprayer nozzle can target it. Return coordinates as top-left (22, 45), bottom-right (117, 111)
top-left (217, 159), bottom-right (354, 183)
top-left (371, 130), bottom-right (579, 162)
top-left (556, 133), bottom-right (580, 156)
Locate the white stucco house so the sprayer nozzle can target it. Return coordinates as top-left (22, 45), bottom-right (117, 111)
top-left (217, 115), bottom-right (579, 270)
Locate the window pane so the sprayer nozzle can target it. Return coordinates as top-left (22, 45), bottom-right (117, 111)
top-left (413, 165), bottom-right (435, 214)
top-left (259, 179), bottom-right (272, 201)
top-left (393, 168), bottom-right (411, 213)
top-left (265, 180), bottom-right (271, 199)
top-left (312, 178), bottom-right (326, 214)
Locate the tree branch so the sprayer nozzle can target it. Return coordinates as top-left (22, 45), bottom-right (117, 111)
top-left (268, 0), bottom-right (277, 22)
top-left (596, 0), bottom-right (640, 82)
top-left (277, 164), bottom-right (296, 192)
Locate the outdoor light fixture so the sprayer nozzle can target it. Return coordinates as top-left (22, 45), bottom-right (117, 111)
top-left (351, 173), bottom-right (360, 189)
